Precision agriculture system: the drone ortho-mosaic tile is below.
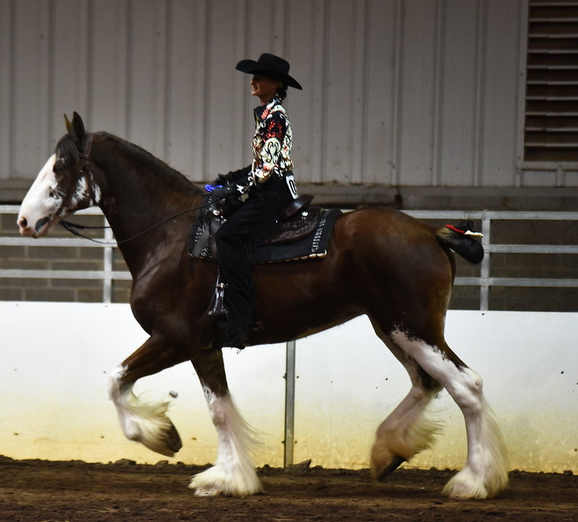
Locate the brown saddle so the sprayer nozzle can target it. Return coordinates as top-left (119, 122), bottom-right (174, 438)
top-left (262, 195), bottom-right (319, 245)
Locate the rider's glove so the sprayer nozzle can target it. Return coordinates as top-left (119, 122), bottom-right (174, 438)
top-left (207, 183), bottom-right (241, 202)
top-left (206, 173), bottom-right (256, 202)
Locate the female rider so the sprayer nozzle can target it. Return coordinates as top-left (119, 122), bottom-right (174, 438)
top-left (207, 53), bottom-right (302, 349)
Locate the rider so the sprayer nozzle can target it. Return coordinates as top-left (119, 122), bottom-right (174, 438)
top-left (207, 53), bottom-right (302, 349)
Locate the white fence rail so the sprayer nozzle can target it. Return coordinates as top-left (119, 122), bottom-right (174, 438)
top-left (2, 206), bottom-right (578, 309)
top-left (1, 205), bottom-right (128, 304)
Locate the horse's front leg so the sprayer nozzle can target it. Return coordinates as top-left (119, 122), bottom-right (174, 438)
top-left (188, 348), bottom-right (262, 497)
top-left (108, 337), bottom-right (188, 457)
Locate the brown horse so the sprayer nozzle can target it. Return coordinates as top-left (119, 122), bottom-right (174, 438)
top-left (17, 113), bottom-right (508, 499)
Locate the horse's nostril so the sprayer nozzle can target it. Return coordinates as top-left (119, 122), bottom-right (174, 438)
top-left (18, 216), bottom-right (28, 229)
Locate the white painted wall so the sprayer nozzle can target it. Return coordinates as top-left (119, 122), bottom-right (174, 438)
top-left (1, 302), bottom-right (577, 473)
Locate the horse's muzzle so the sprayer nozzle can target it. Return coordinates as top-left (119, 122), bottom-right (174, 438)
top-left (17, 215), bottom-right (50, 238)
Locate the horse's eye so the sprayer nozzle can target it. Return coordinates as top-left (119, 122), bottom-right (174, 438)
top-left (54, 160), bottom-right (66, 173)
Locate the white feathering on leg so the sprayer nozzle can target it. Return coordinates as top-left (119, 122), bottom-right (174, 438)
top-left (389, 330), bottom-right (509, 499)
top-left (190, 391), bottom-right (262, 496)
top-left (108, 366), bottom-right (179, 457)
top-left (442, 398), bottom-right (509, 499)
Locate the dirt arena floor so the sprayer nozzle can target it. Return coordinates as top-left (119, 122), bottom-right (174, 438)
top-left (0, 456), bottom-right (576, 522)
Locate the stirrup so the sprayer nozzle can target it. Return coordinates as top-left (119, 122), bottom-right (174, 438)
top-left (207, 271), bottom-right (227, 320)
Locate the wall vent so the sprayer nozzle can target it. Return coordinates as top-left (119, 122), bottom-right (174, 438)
top-left (525, 0), bottom-right (578, 162)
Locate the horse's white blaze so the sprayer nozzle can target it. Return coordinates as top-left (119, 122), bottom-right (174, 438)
top-left (17, 154), bottom-right (61, 237)
top-left (108, 365), bottom-right (177, 457)
top-left (189, 388), bottom-right (262, 497)
top-left (18, 153), bottom-right (101, 238)
top-left (390, 329), bottom-right (509, 499)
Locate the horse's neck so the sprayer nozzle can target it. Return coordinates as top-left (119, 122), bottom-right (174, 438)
top-left (92, 137), bottom-right (201, 270)
top-left (96, 136), bottom-right (199, 218)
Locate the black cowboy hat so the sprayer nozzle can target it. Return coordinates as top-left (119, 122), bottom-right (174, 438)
top-left (236, 53), bottom-right (302, 90)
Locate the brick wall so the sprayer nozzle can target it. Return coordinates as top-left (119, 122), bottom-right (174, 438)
top-left (485, 219), bottom-right (578, 312)
top-left (450, 218), bottom-right (578, 311)
top-left (0, 212), bottom-right (131, 303)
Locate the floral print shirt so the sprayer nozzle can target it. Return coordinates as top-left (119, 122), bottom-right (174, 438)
top-left (251, 97), bottom-right (294, 183)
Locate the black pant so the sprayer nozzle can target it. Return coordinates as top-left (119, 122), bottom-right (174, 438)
top-left (215, 175), bottom-right (294, 346)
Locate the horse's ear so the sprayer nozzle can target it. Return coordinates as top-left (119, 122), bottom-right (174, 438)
top-left (64, 114), bottom-right (73, 134)
top-left (71, 112), bottom-right (86, 141)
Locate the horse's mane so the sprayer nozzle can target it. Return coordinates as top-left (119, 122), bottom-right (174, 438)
top-left (96, 132), bottom-right (203, 197)
top-left (56, 130), bottom-right (203, 198)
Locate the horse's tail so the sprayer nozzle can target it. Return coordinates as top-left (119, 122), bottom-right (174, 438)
top-left (435, 221), bottom-right (484, 264)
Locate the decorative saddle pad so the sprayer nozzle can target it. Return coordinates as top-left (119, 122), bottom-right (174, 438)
top-left (190, 204), bottom-right (342, 264)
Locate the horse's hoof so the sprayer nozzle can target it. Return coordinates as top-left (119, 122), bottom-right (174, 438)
top-left (376, 456), bottom-right (406, 481)
top-left (139, 423), bottom-right (182, 457)
top-left (188, 465), bottom-right (263, 497)
top-left (193, 486), bottom-right (223, 497)
top-left (166, 424), bottom-right (183, 454)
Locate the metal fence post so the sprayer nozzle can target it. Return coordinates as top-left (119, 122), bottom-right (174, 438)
top-left (103, 218), bottom-right (114, 304)
top-left (284, 340), bottom-right (296, 467)
top-left (480, 210), bottom-right (491, 311)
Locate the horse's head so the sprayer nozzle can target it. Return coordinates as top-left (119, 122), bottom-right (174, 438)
top-left (17, 113), bottom-right (100, 238)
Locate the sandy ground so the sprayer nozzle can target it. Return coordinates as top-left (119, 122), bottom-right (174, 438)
top-left (0, 456), bottom-right (577, 522)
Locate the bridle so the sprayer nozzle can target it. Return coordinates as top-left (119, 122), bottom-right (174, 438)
top-left (51, 133), bottom-right (96, 227)
top-left (56, 133), bottom-right (213, 246)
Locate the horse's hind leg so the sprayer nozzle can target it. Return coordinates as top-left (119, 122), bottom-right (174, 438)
top-left (108, 338), bottom-right (186, 457)
top-left (370, 324), bottom-right (444, 480)
top-left (188, 349), bottom-right (262, 497)
top-left (388, 328), bottom-right (509, 499)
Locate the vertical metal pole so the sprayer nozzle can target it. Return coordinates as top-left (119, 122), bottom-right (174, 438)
top-left (283, 340), bottom-right (296, 467)
top-left (480, 211), bottom-right (491, 311)
top-left (103, 218), bottom-right (113, 304)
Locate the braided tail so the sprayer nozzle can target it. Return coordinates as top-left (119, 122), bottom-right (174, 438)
top-left (436, 221), bottom-right (484, 264)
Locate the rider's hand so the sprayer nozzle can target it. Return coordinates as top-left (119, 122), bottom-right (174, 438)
top-left (207, 183), bottom-right (241, 202)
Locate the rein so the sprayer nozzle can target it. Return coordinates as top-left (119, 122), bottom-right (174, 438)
top-left (60, 204), bottom-right (211, 246)
top-left (57, 132), bottom-right (212, 245)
